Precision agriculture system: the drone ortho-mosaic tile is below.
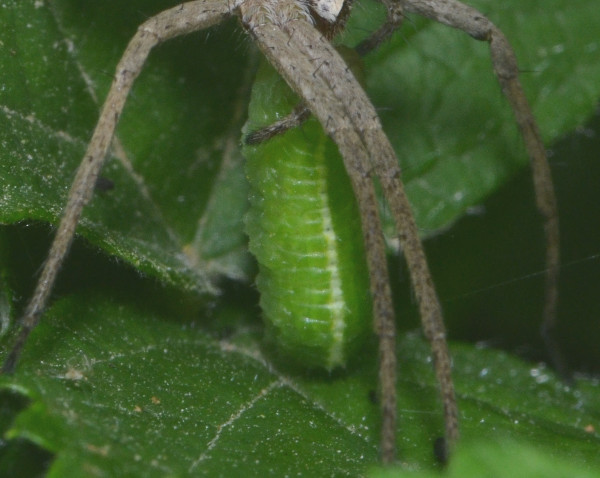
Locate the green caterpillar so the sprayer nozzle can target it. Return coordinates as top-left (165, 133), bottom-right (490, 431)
top-left (243, 63), bottom-right (372, 370)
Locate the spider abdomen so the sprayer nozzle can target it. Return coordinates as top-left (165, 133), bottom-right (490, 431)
top-left (244, 65), bottom-right (371, 370)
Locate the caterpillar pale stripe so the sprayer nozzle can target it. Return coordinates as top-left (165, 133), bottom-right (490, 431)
top-left (244, 63), bottom-right (372, 370)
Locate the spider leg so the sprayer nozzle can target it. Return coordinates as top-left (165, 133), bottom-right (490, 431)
top-left (355, 0), bottom-right (404, 56)
top-left (244, 1), bottom-right (458, 461)
top-left (401, 0), bottom-right (563, 377)
top-left (244, 103), bottom-right (311, 144)
top-left (1, 0), bottom-right (239, 374)
top-left (244, 9), bottom-right (397, 461)
top-left (286, 9), bottom-right (459, 457)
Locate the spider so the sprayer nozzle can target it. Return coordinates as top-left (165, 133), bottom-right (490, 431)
top-left (1, 0), bottom-right (558, 465)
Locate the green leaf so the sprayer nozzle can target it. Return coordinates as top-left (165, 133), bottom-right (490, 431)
top-left (0, 0), bottom-right (254, 291)
top-left (370, 439), bottom-right (600, 477)
top-left (1, 0), bottom-right (599, 476)
top-left (1, 275), bottom-right (599, 475)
